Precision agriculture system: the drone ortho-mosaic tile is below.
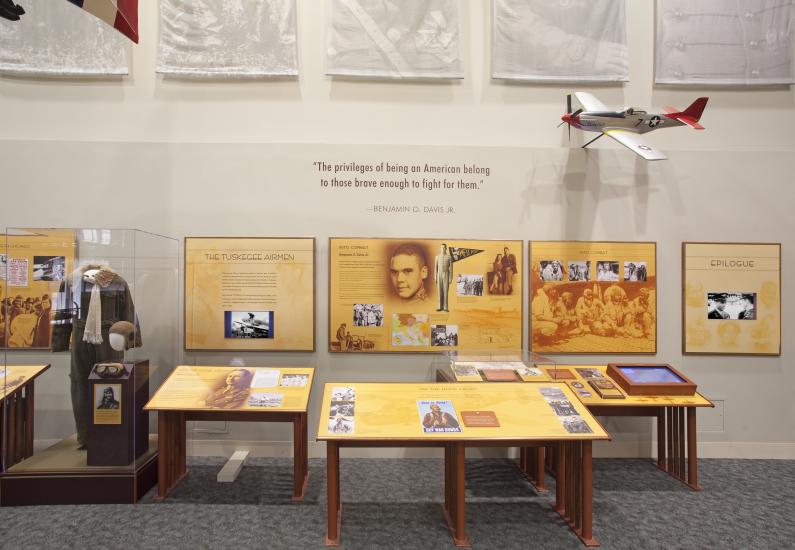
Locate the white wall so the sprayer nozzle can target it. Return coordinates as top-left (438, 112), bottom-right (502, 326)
top-left (2, 1), bottom-right (794, 459)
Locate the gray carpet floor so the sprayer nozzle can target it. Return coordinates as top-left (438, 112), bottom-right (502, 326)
top-left (0, 457), bottom-right (793, 549)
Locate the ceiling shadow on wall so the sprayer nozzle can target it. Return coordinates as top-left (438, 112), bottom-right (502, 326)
top-left (520, 148), bottom-right (660, 238)
top-left (154, 75), bottom-right (302, 102)
top-left (328, 75), bottom-right (460, 104)
top-left (0, 74), bottom-right (126, 101)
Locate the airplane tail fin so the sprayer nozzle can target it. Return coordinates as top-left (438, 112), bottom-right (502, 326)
top-left (665, 97), bottom-right (708, 130)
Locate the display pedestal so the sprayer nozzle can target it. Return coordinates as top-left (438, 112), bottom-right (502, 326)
top-left (87, 360), bottom-right (150, 467)
top-left (0, 435), bottom-right (158, 506)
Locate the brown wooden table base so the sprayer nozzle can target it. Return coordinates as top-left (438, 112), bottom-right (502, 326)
top-left (155, 410), bottom-right (309, 501)
top-left (2, 381), bottom-right (37, 471)
top-left (324, 439), bottom-right (597, 548)
top-left (324, 440), bottom-right (469, 548)
top-left (518, 445), bottom-right (547, 492)
top-left (553, 440), bottom-right (598, 547)
top-left (585, 405), bottom-right (702, 491)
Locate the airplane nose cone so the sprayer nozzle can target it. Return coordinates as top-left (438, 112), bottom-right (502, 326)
top-left (561, 114), bottom-right (570, 123)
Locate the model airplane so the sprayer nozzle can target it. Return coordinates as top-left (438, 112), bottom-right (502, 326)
top-left (560, 92), bottom-right (708, 161)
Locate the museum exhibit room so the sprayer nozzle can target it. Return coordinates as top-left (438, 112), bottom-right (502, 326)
top-left (1, 1), bottom-right (794, 548)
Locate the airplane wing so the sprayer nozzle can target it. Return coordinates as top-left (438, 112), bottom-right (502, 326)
top-left (574, 92), bottom-right (609, 112)
top-left (604, 129), bottom-right (668, 161)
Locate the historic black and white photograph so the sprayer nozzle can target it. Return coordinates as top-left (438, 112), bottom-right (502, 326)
top-left (330, 401), bottom-right (355, 417)
top-left (539, 387), bottom-right (566, 400)
top-left (575, 368), bottom-right (605, 380)
top-left (95, 385), bottom-right (121, 410)
top-left (224, 311), bottom-right (274, 339)
top-left (456, 274), bottom-right (483, 296)
top-left (32, 255), bottom-right (66, 282)
top-left (568, 261), bottom-right (590, 282)
top-left (539, 260), bottom-right (564, 281)
top-left (328, 416), bottom-right (354, 434)
top-left (596, 261), bottom-right (620, 281)
top-left (280, 373), bottom-right (309, 387)
top-left (431, 324), bottom-right (459, 347)
top-left (548, 399), bottom-right (579, 417)
top-left (453, 363), bottom-right (478, 377)
top-left (562, 416), bottom-right (593, 434)
top-left (248, 392), bottom-right (284, 408)
top-left (331, 386), bottom-right (356, 403)
top-left (707, 292), bottom-right (757, 320)
top-left (624, 261), bottom-right (648, 281)
top-left (353, 303), bottom-right (384, 327)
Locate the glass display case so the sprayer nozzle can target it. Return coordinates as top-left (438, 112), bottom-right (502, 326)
top-left (431, 349), bottom-right (558, 383)
top-left (1, 228), bottom-right (179, 505)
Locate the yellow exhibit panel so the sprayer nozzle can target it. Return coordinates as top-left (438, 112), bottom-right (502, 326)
top-left (145, 366), bottom-right (314, 412)
top-left (329, 238), bottom-right (523, 353)
top-left (530, 241), bottom-right (657, 354)
top-left (184, 237), bottom-right (315, 351)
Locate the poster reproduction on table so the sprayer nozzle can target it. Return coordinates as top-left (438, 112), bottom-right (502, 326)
top-left (529, 241), bottom-right (657, 354)
top-left (328, 238), bottom-right (523, 353)
top-left (682, 242), bottom-right (780, 355)
top-left (184, 237), bottom-right (314, 351)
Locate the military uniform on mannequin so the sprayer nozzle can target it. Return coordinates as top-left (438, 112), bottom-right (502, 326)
top-left (60, 264), bottom-right (139, 450)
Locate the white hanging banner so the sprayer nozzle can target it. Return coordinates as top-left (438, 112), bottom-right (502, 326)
top-left (656, 0), bottom-right (794, 86)
top-left (492, 0), bottom-right (628, 83)
top-left (0, 0), bottom-right (128, 77)
top-left (327, 0), bottom-right (463, 79)
top-left (157, 0), bottom-right (298, 78)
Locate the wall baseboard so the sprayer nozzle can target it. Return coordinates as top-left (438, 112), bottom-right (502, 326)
top-left (32, 438), bottom-right (795, 461)
top-left (185, 439), bottom-right (795, 460)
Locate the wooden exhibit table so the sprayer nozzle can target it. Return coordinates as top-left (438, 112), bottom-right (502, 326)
top-left (317, 382), bottom-right (609, 548)
top-left (145, 365), bottom-right (314, 501)
top-left (436, 364), bottom-right (714, 490)
top-left (0, 364), bottom-right (51, 471)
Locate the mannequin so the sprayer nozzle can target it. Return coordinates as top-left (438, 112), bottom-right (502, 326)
top-left (63, 264), bottom-right (139, 450)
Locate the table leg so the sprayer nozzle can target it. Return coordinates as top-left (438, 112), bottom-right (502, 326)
top-left (554, 441), bottom-right (565, 517)
top-left (534, 447), bottom-right (546, 492)
top-left (686, 407), bottom-right (702, 490)
top-left (24, 382), bottom-right (34, 458)
top-left (444, 444), bottom-right (452, 517)
top-left (656, 407), bottom-right (665, 469)
top-left (666, 407), bottom-right (674, 473)
top-left (580, 440), bottom-right (598, 547)
top-left (293, 412), bottom-right (308, 500)
top-left (6, 393), bottom-right (16, 467)
top-left (678, 407), bottom-right (686, 481)
top-left (325, 441), bottom-right (341, 546)
top-left (452, 442), bottom-right (469, 548)
top-left (155, 411), bottom-right (188, 501)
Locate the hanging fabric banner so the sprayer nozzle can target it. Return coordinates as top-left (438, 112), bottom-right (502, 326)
top-left (0, 0), bottom-right (128, 77)
top-left (656, 0), bottom-right (794, 86)
top-left (492, 0), bottom-right (628, 83)
top-left (327, 0), bottom-right (463, 79)
top-left (157, 0), bottom-right (298, 78)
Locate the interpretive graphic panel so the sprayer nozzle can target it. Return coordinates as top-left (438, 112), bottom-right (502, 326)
top-left (145, 366), bottom-right (314, 412)
top-left (530, 241), bottom-right (656, 354)
top-left (683, 242), bottom-right (780, 355)
top-left (1, 230), bottom-right (76, 350)
top-left (184, 237), bottom-right (314, 351)
top-left (329, 238), bottom-right (523, 353)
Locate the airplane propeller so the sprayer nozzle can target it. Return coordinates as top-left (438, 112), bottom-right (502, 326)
top-left (558, 94), bottom-right (582, 141)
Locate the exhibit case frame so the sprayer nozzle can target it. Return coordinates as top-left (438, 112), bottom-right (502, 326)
top-left (431, 349), bottom-right (558, 383)
top-left (1, 228), bottom-right (180, 505)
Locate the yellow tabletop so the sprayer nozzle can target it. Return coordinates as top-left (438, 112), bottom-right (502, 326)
top-left (546, 365), bottom-right (713, 408)
top-left (145, 365), bottom-right (314, 413)
top-left (1, 365), bottom-right (50, 401)
top-left (317, 382), bottom-right (609, 441)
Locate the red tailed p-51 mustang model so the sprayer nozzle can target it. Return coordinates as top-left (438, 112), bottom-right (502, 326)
top-left (560, 92), bottom-right (708, 161)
